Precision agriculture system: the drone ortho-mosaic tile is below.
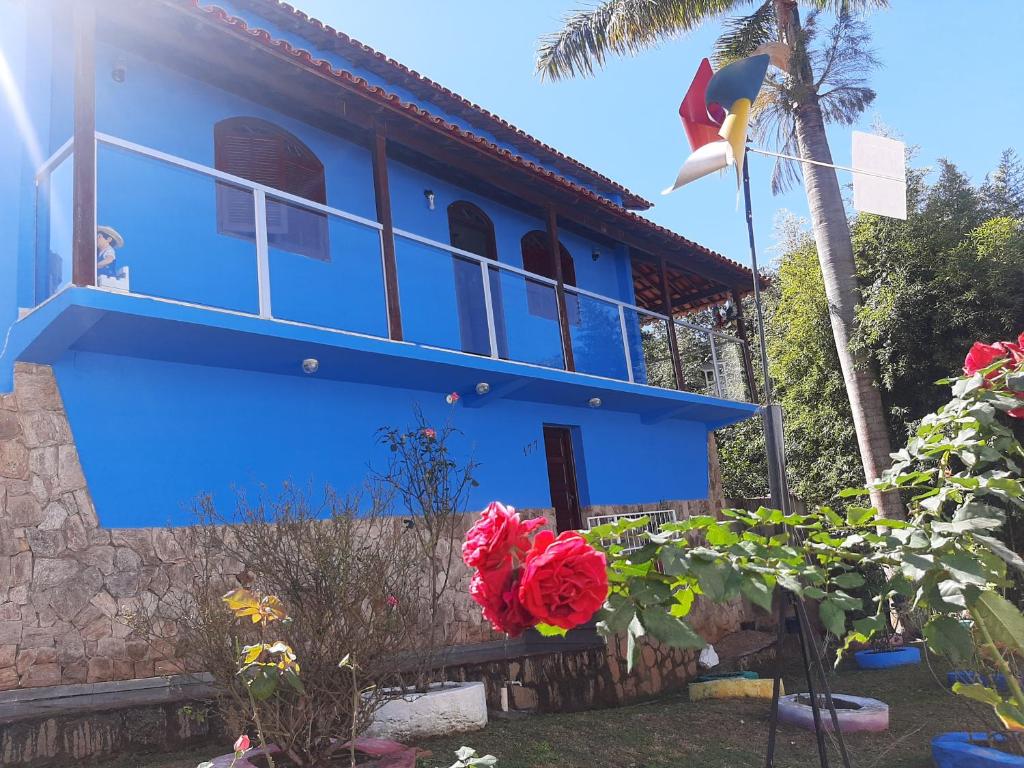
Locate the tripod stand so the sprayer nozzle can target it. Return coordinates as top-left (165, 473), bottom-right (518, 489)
top-left (740, 159), bottom-right (852, 768)
top-left (763, 591), bottom-right (853, 768)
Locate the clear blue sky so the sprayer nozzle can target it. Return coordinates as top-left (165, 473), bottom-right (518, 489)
top-left (294, 0), bottom-right (1019, 267)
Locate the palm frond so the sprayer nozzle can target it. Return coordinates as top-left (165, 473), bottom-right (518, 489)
top-left (750, 82), bottom-right (801, 194)
top-left (804, 0), bottom-right (889, 12)
top-left (712, 1), bottom-right (775, 68)
top-left (536, 0), bottom-right (746, 80)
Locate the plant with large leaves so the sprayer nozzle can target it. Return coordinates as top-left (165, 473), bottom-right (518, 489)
top-left (538, 0), bottom-right (903, 519)
top-left (584, 334), bottom-right (1024, 735)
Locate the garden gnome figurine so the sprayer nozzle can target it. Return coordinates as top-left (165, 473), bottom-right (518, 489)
top-left (96, 225), bottom-right (124, 277)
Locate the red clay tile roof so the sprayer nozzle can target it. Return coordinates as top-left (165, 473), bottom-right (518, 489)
top-left (179, 1), bottom-right (755, 286)
top-left (222, 0), bottom-right (653, 211)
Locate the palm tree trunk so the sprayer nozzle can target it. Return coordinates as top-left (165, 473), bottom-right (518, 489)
top-left (775, 1), bottom-right (903, 519)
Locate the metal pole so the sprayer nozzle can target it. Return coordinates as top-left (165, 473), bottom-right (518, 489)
top-left (742, 158), bottom-right (792, 513)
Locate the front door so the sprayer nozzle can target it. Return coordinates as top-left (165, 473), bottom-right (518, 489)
top-left (543, 425), bottom-right (582, 532)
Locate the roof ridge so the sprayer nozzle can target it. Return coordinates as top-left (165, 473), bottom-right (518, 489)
top-left (228, 0), bottom-right (653, 211)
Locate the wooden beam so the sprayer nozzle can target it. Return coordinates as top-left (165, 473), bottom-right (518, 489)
top-left (546, 206), bottom-right (575, 372)
top-left (71, 0), bottom-right (96, 287)
top-left (731, 286), bottom-right (759, 403)
top-left (371, 125), bottom-right (403, 341)
top-left (659, 255), bottom-right (685, 391)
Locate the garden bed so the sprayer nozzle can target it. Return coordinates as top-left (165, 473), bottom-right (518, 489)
top-left (103, 652), bottom-right (1006, 768)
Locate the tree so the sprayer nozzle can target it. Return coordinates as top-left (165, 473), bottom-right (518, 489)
top-left (722, 153), bottom-right (1024, 505)
top-left (981, 148), bottom-right (1024, 219)
top-left (537, 0), bottom-right (903, 518)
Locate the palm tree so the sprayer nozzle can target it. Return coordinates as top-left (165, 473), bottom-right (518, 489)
top-left (538, 0), bottom-right (903, 519)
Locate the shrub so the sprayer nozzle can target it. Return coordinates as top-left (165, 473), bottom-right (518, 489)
top-left (145, 485), bottom-right (431, 767)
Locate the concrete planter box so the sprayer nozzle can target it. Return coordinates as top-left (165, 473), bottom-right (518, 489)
top-left (366, 682), bottom-right (488, 741)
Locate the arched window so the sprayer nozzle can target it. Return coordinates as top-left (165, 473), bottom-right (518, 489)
top-left (521, 231), bottom-right (578, 323)
top-left (447, 202), bottom-right (507, 357)
top-left (214, 117), bottom-right (329, 261)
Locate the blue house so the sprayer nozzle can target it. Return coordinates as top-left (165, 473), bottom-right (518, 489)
top-left (0, 2), bottom-right (759, 537)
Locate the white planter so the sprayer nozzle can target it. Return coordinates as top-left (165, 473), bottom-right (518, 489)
top-left (367, 681), bottom-right (488, 740)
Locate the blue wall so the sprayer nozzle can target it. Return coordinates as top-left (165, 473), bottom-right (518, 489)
top-left (54, 351), bottom-right (710, 528)
top-left (83, 40), bottom-right (648, 380)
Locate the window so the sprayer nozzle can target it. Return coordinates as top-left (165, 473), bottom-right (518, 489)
top-left (214, 117), bottom-right (329, 261)
top-left (447, 202), bottom-right (507, 357)
top-left (521, 230), bottom-right (579, 324)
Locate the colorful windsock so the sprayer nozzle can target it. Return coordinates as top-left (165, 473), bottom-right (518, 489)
top-left (663, 54), bottom-right (770, 195)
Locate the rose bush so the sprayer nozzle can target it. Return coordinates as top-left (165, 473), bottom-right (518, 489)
top-left (463, 502), bottom-right (608, 636)
top-left (462, 501), bottom-right (545, 572)
top-left (964, 331), bottom-right (1024, 418)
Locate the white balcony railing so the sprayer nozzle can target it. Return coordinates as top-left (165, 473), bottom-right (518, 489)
top-left (31, 134), bottom-right (751, 402)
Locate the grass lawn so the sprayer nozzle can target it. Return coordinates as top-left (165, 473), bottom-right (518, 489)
top-left (119, 647), bottom-right (994, 768)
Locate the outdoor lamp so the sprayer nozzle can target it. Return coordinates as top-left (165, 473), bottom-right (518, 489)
top-left (301, 358), bottom-right (319, 374)
top-left (588, 397), bottom-right (602, 408)
top-left (475, 382), bottom-right (491, 395)
top-left (423, 189), bottom-right (436, 210)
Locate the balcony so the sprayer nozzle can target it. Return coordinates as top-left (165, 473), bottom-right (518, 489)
top-left (14, 134), bottom-right (757, 428)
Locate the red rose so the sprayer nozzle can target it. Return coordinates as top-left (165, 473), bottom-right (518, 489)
top-left (518, 530), bottom-right (608, 630)
top-left (469, 567), bottom-right (535, 637)
top-left (462, 502), bottom-right (546, 571)
top-left (964, 341), bottom-right (1017, 377)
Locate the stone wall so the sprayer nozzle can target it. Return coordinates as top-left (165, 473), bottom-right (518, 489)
top-left (0, 362), bottom-right (743, 692)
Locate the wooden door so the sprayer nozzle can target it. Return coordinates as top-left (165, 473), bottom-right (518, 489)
top-left (543, 425), bottom-right (582, 532)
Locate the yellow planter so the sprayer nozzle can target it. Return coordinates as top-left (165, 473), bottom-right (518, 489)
top-left (688, 677), bottom-right (783, 701)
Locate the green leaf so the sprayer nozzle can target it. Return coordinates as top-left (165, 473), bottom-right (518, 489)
top-left (952, 682), bottom-right (1003, 706)
top-left (628, 578), bottom-right (673, 607)
top-left (846, 506), bottom-right (875, 525)
top-left (740, 577), bottom-right (774, 612)
top-left (932, 518), bottom-right (1003, 534)
top-left (819, 598), bottom-right (848, 637)
top-left (939, 552), bottom-right (990, 586)
top-left (283, 668), bottom-right (305, 694)
top-left (534, 622), bottom-right (569, 638)
top-left (248, 667), bottom-right (279, 701)
top-left (832, 572), bottom-right (866, 589)
top-left (923, 615), bottom-right (974, 663)
top-left (971, 591), bottom-right (1024, 655)
top-left (976, 534), bottom-right (1024, 573)
top-left (689, 559), bottom-right (728, 602)
top-left (640, 608), bottom-right (705, 650)
top-left (598, 593), bottom-right (636, 635)
top-left (996, 701), bottom-right (1024, 731)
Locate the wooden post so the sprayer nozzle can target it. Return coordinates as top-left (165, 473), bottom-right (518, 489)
top-left (658, 256), bottom-right (685, 390)
top-left (371, 124), bottom-right (403, 341)
top-left (71, 0), bottom-right (96, 287)
top-left (545, 206), bottom-right (575, 372)
top-left (731, 287), bottom-right (759, 402)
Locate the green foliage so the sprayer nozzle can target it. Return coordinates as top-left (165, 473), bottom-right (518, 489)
top-left (599, 349), bottom-right (1024, 732)
top-left (719, 153), bottom-right (1024, 506)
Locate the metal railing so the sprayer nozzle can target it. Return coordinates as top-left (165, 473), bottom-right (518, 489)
top-left (32, 134), bottom-right (752, 402)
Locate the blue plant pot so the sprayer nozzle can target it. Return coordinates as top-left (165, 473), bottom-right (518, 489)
top-left (947, 671), bottom-right (1017, 692)
top-left (854, 646), bottom-right (921, 669)
top-left (932, 732), bottom-right (1024, 767)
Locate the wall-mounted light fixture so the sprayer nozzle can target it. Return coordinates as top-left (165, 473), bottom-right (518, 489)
top-left (423, 189), bottom-right (436, 210)
top-left (591, 248), bottom-right (601, 261)
top-left (301, 358), bottom-right (319, 374)
top-left (112, 58), bottom-right (127, 83)
top-left (475, 382), bottom-right (491, 395)
top-left (588, 397), bottom-right (602, 408)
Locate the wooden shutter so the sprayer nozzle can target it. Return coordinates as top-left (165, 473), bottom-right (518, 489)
top-left (214, 118), bottom-right (328, 259)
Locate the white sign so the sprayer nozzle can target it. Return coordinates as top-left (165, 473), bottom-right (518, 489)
top-left (852, 131), bottom-right (907, 220)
